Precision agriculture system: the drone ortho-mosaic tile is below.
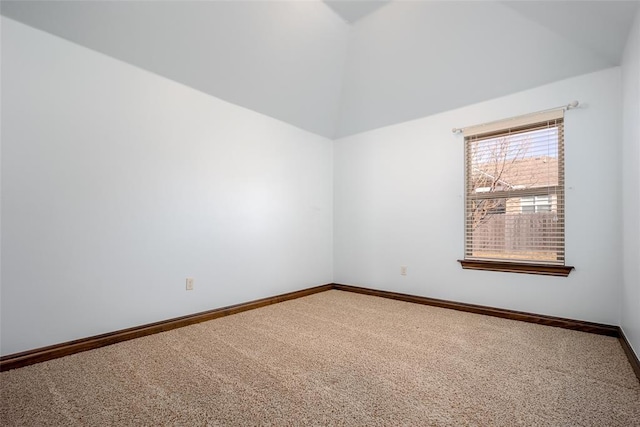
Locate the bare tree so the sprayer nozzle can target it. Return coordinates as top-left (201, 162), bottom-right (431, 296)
top-left (468, 135), bottom-right (530, 231)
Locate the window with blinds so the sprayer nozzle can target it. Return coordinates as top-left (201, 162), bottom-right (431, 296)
top-left (464, 110), bottom-right (565, 266)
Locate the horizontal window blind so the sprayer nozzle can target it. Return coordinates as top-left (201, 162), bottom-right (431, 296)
top-left (464, 110), bottom-right (565, 265)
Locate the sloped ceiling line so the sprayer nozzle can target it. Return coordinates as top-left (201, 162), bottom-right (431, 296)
top-left (323, 0), bottom-right (391, 24)
top-left (1, 0), bottom-right (637, 139)
top-left (499, 0), bottom-right (638, 66)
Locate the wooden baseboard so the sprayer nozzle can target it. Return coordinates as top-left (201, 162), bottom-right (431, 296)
top-left (618, 327), bottom-right (640, 382)
top-left (332, 283), bottom-right (620, 337)
top-left (332, 283), bottom-right (640, 382)
top-left (4, 281), bottom-right (638, 383)
top-left (0, 284), bottom-right (333, 372)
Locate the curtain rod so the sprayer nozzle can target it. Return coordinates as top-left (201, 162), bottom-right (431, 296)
top-left (451, 100), bottom-right (579, 134)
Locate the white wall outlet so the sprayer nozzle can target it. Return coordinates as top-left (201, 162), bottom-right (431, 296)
top-left (186, 277), bottom-right (194, 290)
top-left (400, 266), bottom-right (407, 276)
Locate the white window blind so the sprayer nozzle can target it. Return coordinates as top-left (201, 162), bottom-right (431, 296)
top-left (464, 110), bottom-right (565, 265)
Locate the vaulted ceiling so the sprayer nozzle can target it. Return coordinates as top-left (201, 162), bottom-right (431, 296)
top-left (2, 1), bottom-right (638, 139)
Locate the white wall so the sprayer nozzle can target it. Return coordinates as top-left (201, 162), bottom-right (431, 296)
top-left (0, 17), bottom-right (333, 356)
top-left (621, 8), bottom-right (640, 357)
top-left (334, 67), bottom-right (622, 325)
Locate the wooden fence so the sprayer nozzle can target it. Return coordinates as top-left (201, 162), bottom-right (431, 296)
top-left (471, 213), bottom-right (561, 260)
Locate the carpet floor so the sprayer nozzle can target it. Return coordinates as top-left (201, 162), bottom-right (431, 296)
top-left (1, 290), bottom-right (639, 426)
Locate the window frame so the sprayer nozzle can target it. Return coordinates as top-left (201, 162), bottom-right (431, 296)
top-left (521, 195), bottom-right (552, 213)
top-left (458, 113), bottom-right (574, 277)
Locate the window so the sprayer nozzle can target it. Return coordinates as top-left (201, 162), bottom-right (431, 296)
top-left (459, 109), bottom-right (573, 276)
top-left (521, 195), bottom-right (551, 213)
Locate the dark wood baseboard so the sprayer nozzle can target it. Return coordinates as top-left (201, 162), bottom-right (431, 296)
top-left (3, 281), bottom-right (638, 384)
top-left (332, 283), bottom-right (640, 382)
top-left (618, 328), bottom-right (640, 381)
top-left (332, 283), bottom-right (619, 336)
top-left (0, 284), bottom-right (333, 372)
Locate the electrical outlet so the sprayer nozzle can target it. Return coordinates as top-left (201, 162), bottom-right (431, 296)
top-left (400, 266), bottom-right (407, 276)
top-left (186, 277), bottom-right (194, 290)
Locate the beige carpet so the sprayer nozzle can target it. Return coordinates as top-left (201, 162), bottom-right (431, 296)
top-left (1, 290), bottom-right (639, 426)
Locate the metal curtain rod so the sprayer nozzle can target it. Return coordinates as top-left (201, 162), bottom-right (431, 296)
top-left (451, 100), bottom-right (579, 134)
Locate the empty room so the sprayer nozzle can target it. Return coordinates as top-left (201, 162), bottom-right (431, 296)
top-left (1, 0), bottom-right (639, 425)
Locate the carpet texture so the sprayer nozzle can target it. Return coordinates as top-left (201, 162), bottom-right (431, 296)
top-left (1, 290), bottom-right (639, 426)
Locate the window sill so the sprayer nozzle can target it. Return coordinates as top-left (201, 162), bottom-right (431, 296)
top-left (457, 259), bottom-right (574, 277)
